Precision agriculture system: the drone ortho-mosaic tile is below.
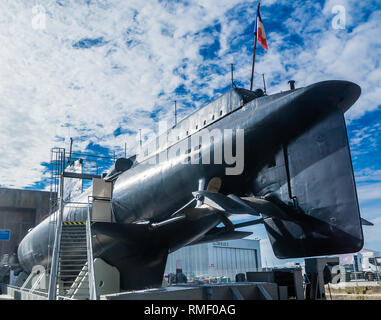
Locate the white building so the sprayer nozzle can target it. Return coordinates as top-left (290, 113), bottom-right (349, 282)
top-left (165, 239), bottom-right (261, 281)
top-left (339, 248), bottom-right (381, 271)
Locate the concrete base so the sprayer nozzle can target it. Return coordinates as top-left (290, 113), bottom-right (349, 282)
top-left (101, 282), bottom-right (279, 300)
top-left (94, 258), bottom-right (120, 296)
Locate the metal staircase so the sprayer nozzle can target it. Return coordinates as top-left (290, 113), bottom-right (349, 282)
top-left (47, 147), bottom-right (100, 300)
top-left (57, 222), bottom-right (90, 300)
top-left (47, 146), bottom-right (115, 300)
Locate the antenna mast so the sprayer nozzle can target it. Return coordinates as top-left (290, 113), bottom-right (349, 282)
top-left (174, 100), bottom-right (177, 126)
top-left (231, 64), bottom-right (236, 88)
top-left (68, 137), bottom-right (73, 165)
top-left (250, 2), bottom-right (261, 91)
top-left (262, 73), bottom-right (267, 94)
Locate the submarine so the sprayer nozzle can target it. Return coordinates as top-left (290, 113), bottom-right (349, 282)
top-left (18, 79), bottom-right (366, 290)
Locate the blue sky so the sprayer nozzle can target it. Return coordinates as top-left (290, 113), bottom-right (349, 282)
top-left (0, 0), bottom-right (380, 266)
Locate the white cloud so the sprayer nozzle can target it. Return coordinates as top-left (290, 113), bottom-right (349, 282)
top-left (363, 216), bottom-right (381, 244)
top-left (0, 0), bottom-right (380, 190)
top-left (355, 168), bottom-right (381, 183)
top-left (0, 0), bottom-right (244, 188)
top-left (357, 182), bottom-right (381, 203)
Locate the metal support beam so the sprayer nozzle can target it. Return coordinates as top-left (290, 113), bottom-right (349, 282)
top-left (230, 287), bottom-right (244, 300)
top-left (63, 172), bottom-right (101, 180)
top-left (257, 284), bottom-right (273, 300)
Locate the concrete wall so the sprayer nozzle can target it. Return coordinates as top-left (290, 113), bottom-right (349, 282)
top-left (0, 188), bottom-right (51, 257)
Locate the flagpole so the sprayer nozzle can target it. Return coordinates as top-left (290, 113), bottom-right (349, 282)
top-left (250, 2), bottom-right (260, 91)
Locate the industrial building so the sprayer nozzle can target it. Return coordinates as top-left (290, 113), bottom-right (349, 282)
top-left (0, 188), bottom-right (51, 258)
top-left (165, 239), bottom-right (261, 282)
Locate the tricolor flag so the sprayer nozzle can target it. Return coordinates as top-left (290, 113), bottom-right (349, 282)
top-left (254, 5), bottom-right (268, 50)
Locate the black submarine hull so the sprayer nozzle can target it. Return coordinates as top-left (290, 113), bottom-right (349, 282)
top-left (18, 80), bottom-right (363, 290)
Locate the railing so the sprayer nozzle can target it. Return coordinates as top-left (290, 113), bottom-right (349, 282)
top-left (45, 146), bottom-right (116, 300)
top-left (47, 149), bottom-right (65, 300)
top-left (87, 196), bottom-right (97, 300)
top-left (5, 285), bottom-right (48, 300)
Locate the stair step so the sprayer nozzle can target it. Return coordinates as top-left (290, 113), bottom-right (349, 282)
top-left (59, 268), bottom-right (85, 271)
top-left (59, 259), bottom-right (87, 262)
top-left (62, 280), bottom-right (88, 284)
top-left (62, 227), bottom-right (86, 229)
top-left (60, 246), bottom-right (87, 249)
top-left (61, 236), bottom-right (87, 239)
top-left (61, 236), bottom-right (86, 238)
top-left (61, 241), bottom-right (87, 247)
top-left (60, 252), bottom-right (87, 255)
top-left (59, 272), bottom-right (85, 275)
top-left (60, 250), bottom-right (87, 256)
top-left (60, 245), bottom-right (87, 248)
top-left (61, 232), bottom-right (86, 234)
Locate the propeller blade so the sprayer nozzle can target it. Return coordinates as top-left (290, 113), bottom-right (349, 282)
top-left (192, 191), bottom-right (258, 215)
top-left (184, 205), bottom-right (216, 221)
top-left (233, 218), bottom-right (265, 229)
top-left (207, 177), bottom-right (222, 193)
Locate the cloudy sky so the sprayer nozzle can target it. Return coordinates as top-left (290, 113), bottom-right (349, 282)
top-left (0, 0), bottom-right (380, 266)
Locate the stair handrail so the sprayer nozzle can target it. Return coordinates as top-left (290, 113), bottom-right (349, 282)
top-left (67, 263), bottom-right (89, 299)
top-left (47, 149), bottom-right (65, 300)
top-left (87, 196), bottom-right (98, 300)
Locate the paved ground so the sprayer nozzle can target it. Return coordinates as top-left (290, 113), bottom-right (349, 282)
top-left (329, 281), bottom-right (381, 288)
top-left (325, 282), bottom-right (381, 300)
top-left (329, 294), bottom-right (381, 300)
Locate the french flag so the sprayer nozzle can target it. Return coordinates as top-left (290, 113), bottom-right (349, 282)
top-left (254, 4), bottom-right (268, 50)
